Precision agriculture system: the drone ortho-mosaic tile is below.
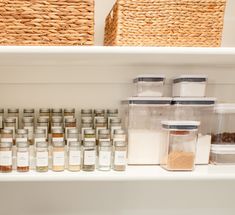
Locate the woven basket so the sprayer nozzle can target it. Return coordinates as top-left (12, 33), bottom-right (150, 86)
top-left (0, 0), bottom-right (94, 46)
top-left (104, 0), bottom-right (226, 47)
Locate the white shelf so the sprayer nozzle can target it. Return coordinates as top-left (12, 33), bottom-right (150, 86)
top-left (1, 165), bottom-right (235, 182)
top-left (0, 46), bottom-right (235, 66)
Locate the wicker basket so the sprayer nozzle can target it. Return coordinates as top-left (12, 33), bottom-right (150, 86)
top-left (0, 0), bottom-right (94, 45)
top-left (104, 0), bottom-right (226, 47)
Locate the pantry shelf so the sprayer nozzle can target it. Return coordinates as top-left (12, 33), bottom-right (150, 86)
top-left (0, 46), bottom-right (235, 67)
top-left (1, 165), bottom-right (235, 182)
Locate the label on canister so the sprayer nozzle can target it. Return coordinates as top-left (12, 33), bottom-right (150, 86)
top-left (0, 151), bottom-right (12, 166)
top-left (114, 151), bottom-right (126, 165)
top-left (17, 152), bottom-right (29, 167)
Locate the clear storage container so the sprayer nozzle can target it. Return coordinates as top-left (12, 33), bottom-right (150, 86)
top-left (172, 75), bottom-right (207, 97)
top-left (134, 75), bottom-right (165, 97)
top-left (160, 121), bottom-right (200, 171)
top-left (172, 97), bottom-right (216, 164)
top-left (122, 97), bottom-right (172, 165)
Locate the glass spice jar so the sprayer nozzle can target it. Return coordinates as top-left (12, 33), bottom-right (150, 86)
top-left (107, 109), bottom-right (118, 128)
top-left (51, 108), bottom-right (63, 118)
top-left (51, 128), bottom-right (64, 143)
top-left (1, 129), bottom-right (13, 144)
top-left (65, 118), bottom-right (77, 140)
top-left (52, 141), bottom-right (65, 172)
top-left (113, 129), bottom-right (126, 144)
top-left (68, 141), bottom-right (81, 172)
top-left (16, 129), bottom-right (28, 144)
top-left (81, 117), bottom-right (93, 141)
top-left (94, 109), bottom-right (105, 126)
top-left (39, 108), bottom-right (50, 119)
top-left (35, 142), bottom-right (49, 172)
top-left (51, 116), bottom-right (63, 130)
top-left (22, 117), bottom-right (34, 145)
top-left (110, 118), bottom-right (122, 139)
top-left (4, 117), bottom-right (17, 141)
top-left (0, 108), bottom-right (4, 129)
top-left (113, 141), bottom-right (127, 171)
top-left (95, 117), bottom-right (107, 140)
top-left (81, 109), bottom-right (93, 118)
top-left (83, 141), bottom-right (96, 171)
top-left (98, 141), bottom-right (112, 171)
top-left (84, 129), bottom-right (96, 143)
top-left (64, 108), bottom-right (75, 119)
top-left (7, 108), bottom-right (19, 129)
top-left (98, 129), bottom-right (111, 145)
top-left (37, 117), bottom-right (49, 139)
top-left (34, 128), bottom-right (47, 145)
top-left (0, 142), bottom-right (13, 173)
top-left (67, 128), bottom-right (79, 146)
top-left (17, 142), bottom-right (30, 172)
top-left (23, 108), bottom-right (35, 118)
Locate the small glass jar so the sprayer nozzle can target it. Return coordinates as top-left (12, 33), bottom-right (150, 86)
top-left (17, 142), bottom-right (30, 172)
top-left (83, 141), bottom-right (96, 171)
top-left (81, 117), bottom-right (93, 141)
top-left (110, 118), bottom-right (122, 139)
top-left (22, 117), bottom-right (34, 144)
top-left (39, 108), bottom-right (50, 119)
top-left (84, 129), bottom-right (96, 143)
top-left (94, 109), bottom-right (105, 117)
top-left (0, 108), bottom-right (4, 129)
top-left (16, 129), bottom-right (28, 144)
top-left (67, 128), bottom-right (79, 146)
top-left (4, 117), bottom-right (17, 140)
top-left (51, 116), bottom-right (63, 130)
top-left (113, 129), bottom-right (126, 144)
top-left (36, 142), bottom-right (49, 172)
top-left (81, 109), bottom-right (93, 118)
top-left (51, 108), bottom-right (63, 118)
top-left (34, 128), bottom-right (47, 145)
top-left (1, 129), bottom-right (13, 144)
top-left (7, 108), bottom-right (19, 129)
top-left (51, 128), bottom-right (64, 143)
top-left (23, 108), bottom-right (35, 118)
top-left (37, 117), bottom-right (49, 139)
top-left (113, 141), bottom-right (127, 171)
top-left (65, 118), bottom-right (77, 140)
top-left (68, 141), bottom-right (81, 172)
top-left (98, 141), bottom-right (112, 171)
top-left (95, 117), bottom-right (107, 139)
top-left (64, 108), bottom-right (75, 119)
top-left (52, 141), bottom-right (65, 172)
top-left (98, 129), bottom-right (111, 144)
top-left (107, 109), bottom-right (118, 128)
top-left (0, 142), bottom-right (13, 173)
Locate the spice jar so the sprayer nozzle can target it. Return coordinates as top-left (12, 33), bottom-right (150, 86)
top-left (110, 118), bottom-right (122, 139)
top-left (113, 129), bottom-right (126, 144)
top-left (35, 142), bottom-right (49, 172)
top-left (81, 109), bottom-right (93, 118)
top-left (7, 108), bottom-right (19, 129)
top-left (84, 129), bottom-right (96, 143)
top-left (98, 129), bottom-right (111, 145)
top-left (52, 141), bottom-right (65, 172)
top-left (16, 129), bottom-right (28, 144)
top-left (17, 142), bottom-right (30, 172)
top-left (83, 141), bottom-right (96, 171)
top-left (160, 121), bottom-right (200, 171)
top-left (64, 108), bottom-right (75, 119)
top-left (1, 129), bottom-right (13, 144)
top-left (51, 108), bottom-right (63, 118)
top-left (113, 141), bottom-right (127, 171)
top-left (68, 141), bottom-right (81, 172)
top-left (65, 118), bottom-right (77, 140)
top-left (67, 128), bottom-right (79, 146)
top-left (4, 117), bottom-right (17, 140)
top-left (107, 109), bottom-right (118, 128)
top-left (0, 108), bottom-right (4, 129)
top-left (37, 117), bottom-right (49, 139)
top-left (22, 117), bottom-right (34, 144)
top-left (94, 109), bottom-right (105, 126)
top-left (81, 117), bottom-right (93, 141)
top-left (95, 117), bottom-right (107, 139)
top-left (39, 108), bottom-right (50, 119)
top-left (51, 128), bottom-right (64, 143)
top-left (34, 128), bottom-right (47, 145)
top-left (51, 116), bottom-right (63, 130)
top-left (23, 108), bottom-right (35, 118)
top-left (0, 142), bottom-right (13, 172)
top-left (98, 141), bottom-right (112, 171)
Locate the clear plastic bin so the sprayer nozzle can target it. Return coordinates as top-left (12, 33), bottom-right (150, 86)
top-left (172, 75), bottom-right (207, 97)
top-left (160, 121), bottom-right (200, 171)
top-left (122, 97), bottom-right (172, 165)
top-left (133, 75), bottom-right (165, 97)
top-left (172, 97), bottom-right (216, 164)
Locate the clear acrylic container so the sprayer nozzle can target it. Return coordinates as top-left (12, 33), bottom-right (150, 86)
top-left (160, 121), bottom-right (200, 171)
top-left (172, 97), bottom-right (216, 164)
top-left (133, 75), bottom-right (165, 97)
top-left (122, 97), bottom-right (172, 165)
top-left (172, 75), bottom-right (207, 97)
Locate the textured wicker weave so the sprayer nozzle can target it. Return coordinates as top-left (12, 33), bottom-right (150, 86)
top-left (0, 0), bottom-right (94, 45)
top-left (104, 0), bottom-right (226, 47)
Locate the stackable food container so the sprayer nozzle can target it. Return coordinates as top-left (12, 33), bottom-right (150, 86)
top-left (172, 75), bottom-right (208, 97)
top-left (121, 97), bottom-right (172, 165)
top-left (133, 75), bottom-right (165, 97)
top-left (160, 121), bottom-right (200, 171)
top-left (171, 97), bottom-right (216, 164)
top-left (211, 104), bottom-right (235, 164)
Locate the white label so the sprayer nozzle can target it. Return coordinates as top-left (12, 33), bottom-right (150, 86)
top-left (0, 151), bottom-right (12, 166)
top-left (99, 151), bottom-right (111, 166)
top-left (111, 126), bottom-right (122, 139)
top-left (113, 137), bottom-right (125, 142)
top-left (5, 127), bottom-right (15, 139)
top-left (17, 152), bottom-right (29, 167)
top-left (0, 116), bottom-right (3, 129)
top-left (81, 127), bottom-right (92, 140)
top-left (34, 137), bottom-right (46, 145)
top-left (53, 151), bottom-right (65, 166)
top-left (16, 138), bottom-right (27, 143)
top-left (84, 138), bottom-right (96, 142)
top-left (114, 151), bottom-right (127, 165)
top-left (67, 138), bottom-right (78, 146)
top-left (37, 126), bottom-right (48, 138)
top-left (1, 138), bottom-right (13, 143)
top-left (69, 150), bottom-right (81, 165)
top-left (84, 150), bottom-right (96, 165)
top-left (52, 137), bottom-right (64, 142)
top-left (24, 126), bottom-right (34, 140)
top-left (96, 127), bottom-right (106, 139)
top-left (36, 151), bottom-right (48, 167)
top-left (99, 138), bottom-right (111, 142)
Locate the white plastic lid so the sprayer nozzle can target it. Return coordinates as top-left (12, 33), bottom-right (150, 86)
top-left (172, 97), bottom-right (216, 106)
top-left (214, 103), bottom-right (235, 114)
top-left (122, 97), bottom-right (172, 105)
top-left (211, 144), bottom-right (235, 153)
top-left (133, 75), bottom-right (165, 83)
top-left (173, 75), bottom-right (207, 83)
top-left (161, 120), bottom-right (200, 130)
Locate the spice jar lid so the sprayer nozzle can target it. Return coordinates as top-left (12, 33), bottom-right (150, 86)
top-left (23, 108), bottom-right (35, 113)
top-left (115, 141), bottom-right (126, 147)
top-left (35, 128), bottom-right (46, 134)
top-left (107, 109), bottom-right (118, 114)
top-left (68, 128), bottom-right (79, 134)
top-left (110, 118), bottom-right (121, 124)
top-left (133, 75), bottom-right (165, 83)
top-left (1, 129), bottom-right (13, 134)
top-left (81, 109), bottom-right (93, 114)
top-left (95, 117), bottom-right (106, 124)
top-left (52, 128), bottom-right (64, 134)
top-left (23, 117), bottom-right (34, 123)
top-left (36, 142), bottom-right (48, 148)
top-left (94, 109), bottom-right (105, 114)
top-left (214, 103), bottom-right (235, 114)
top-left (114, 129), bottom-right (125, 135)
top-left (84, 129), bottom-right (95, 135)
top-left (173, 75), bottom-right (207, 84)
top-left (52, 108), bottom-right (63, 113)
top-left (39, 108), bottom-right (50, 113)
top-left (17, 142), bottom-right (29, 148)
top-left (100, 141), bottom-right (112, 147)
top-left (53, 141), bottom-right (65, 147)
top-left (172, 97), bottom-right (216, 106)
top-left (37, 117), bottom-right (49, 123)
top-left (69, 141), bottom-right (81, 147)
top-left (0, 108), bottom-right (4, 113)
top-left (52, 116), bottom-right (63, 123)
top-left (84, 141), bottom-right (96, 147)
top-left (98, 129), bottom-right (110, 135)
top-left (123, 97), bottom-right (172, 105)
top-left (65, 118), bottom-right (76, 123)
top-left (5, 117), bottom-right (16, 123)
top-left (161, 121), bottom-right (200, 130)
top-left (82, 117), bottom-right (93, 123)
top-left (64, 108), bottom-right (75, 113)
top-left (8, 108), bottom-right (19, 113)
top-left (0, 142), bottom-right (12, 148)
top-left (17, 129), bottom-right (28, 135)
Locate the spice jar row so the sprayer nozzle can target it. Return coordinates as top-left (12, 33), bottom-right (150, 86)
top-left (0, 140), bottom-right (127, 173)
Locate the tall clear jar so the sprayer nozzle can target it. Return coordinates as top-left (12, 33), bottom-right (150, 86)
top-left (22, 117), bottom-right (34, 145)
top-left (16, 129), bottom-right (28, 144)
top-left (68, 141), bottom-right (81, 172)
top-left (23, 108), bottom-right (35, 118)
top-left (65, 118), bottom-right (77, 141)
top-left (81, 109), bottom-right (93, 118)
top-left (17, 142), bottom-right (30, 172)
top-left (81, 117), bottom-right (93, 141)
top-left (51, 108), bottom-right (63, 118)
top-left (107, 109), bottom-right (118, 128)
top-left (4, 117), bottom-right (17, 141)
top-left (52, 141), bottom-right (65, 172)
top-left (67, 128), bottom-right (79, 146)
top-left (83, 141), bottom-right (96, 171)
top-left (98, 141), bottom-right (112, 171)
top-left (37, 117), bottom-right (49, 139)
top-left (0, 108), bottom-right (4, 129)
top-left (1, 129), bottom-right (13, 144)
top-left (110, 118), bottom-right (122, 139)
top-left (95, 117), bottom-right (107, 139)
top-left (35, 142), bottom-right (49, 172)
top-left (34, 128), bottom-right (47, 145)
top-left (113, 141), bottom-right (127, 171)
top-left (7, 108), bottom-right (19, 129)
top-left (0, 142), bottom-right (13, 173)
